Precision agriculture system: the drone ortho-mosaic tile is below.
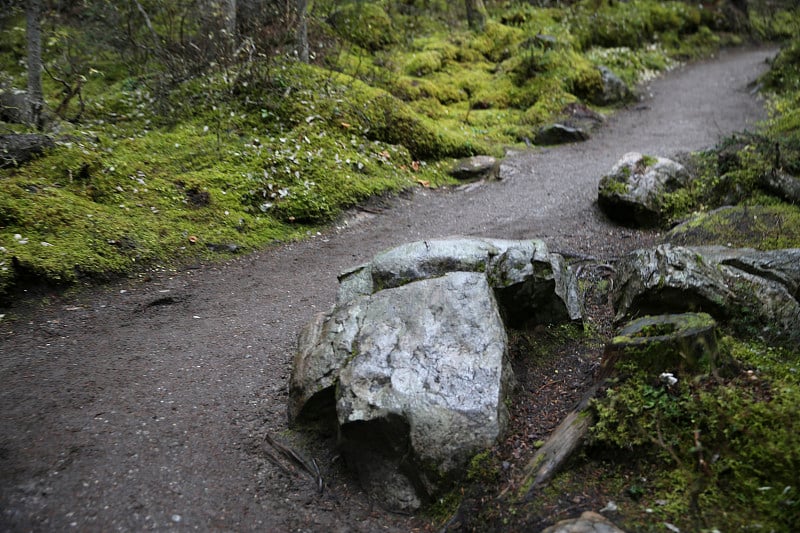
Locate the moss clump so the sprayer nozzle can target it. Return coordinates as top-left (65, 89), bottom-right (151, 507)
top-left (327, 2), bottom-right (397, 51)
top-left (599, 176), bottom-right (629, 196)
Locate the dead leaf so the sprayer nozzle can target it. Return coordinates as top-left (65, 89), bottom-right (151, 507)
top-left (411, 160), bottom-right (421, 172)
top-left (416, 179), bottom-right (430, 188)
top-left (188, 235), bottom-right (198, 243)
top-left (340, 122), bottom-right (351, 129)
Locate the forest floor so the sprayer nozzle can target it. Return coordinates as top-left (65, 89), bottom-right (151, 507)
top-left (0, 46), bottom-right (776, 532)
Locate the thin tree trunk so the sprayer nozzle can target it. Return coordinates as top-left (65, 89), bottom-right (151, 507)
top-left (223, 0), bottom-right (237, 58)
top-left (465, 0), bottom-right (487, 32)
top-left (26, 0), bottom-right (44, 129)
top-left (296, 0), bottom-right (309, 63)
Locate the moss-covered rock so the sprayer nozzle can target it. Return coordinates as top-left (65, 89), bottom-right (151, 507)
top-left (327, 2), bottom-right (397, 51)
top-left (605, 313), bottom-right (722, 376)
top-left (666, 204), bottom-right (800, 250)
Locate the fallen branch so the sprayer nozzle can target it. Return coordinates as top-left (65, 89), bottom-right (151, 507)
top-left (263, 433), bottom-right (324, 493)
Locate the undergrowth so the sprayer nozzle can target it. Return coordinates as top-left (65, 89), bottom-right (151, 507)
top-left (586, 335), bottom-right (800, 531)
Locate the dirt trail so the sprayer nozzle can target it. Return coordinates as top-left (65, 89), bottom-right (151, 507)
top-left (0, 47), bottom-right (775, 532)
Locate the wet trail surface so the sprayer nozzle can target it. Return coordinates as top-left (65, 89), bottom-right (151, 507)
top-left (0, 47), bottom-right (775, 532)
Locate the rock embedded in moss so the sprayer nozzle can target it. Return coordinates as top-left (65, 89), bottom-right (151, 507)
top-left (613, 244), bottom-right (800, 343)
top-left (0, 134), bottom-right (54, 168)
top-left (598, 152), bottom-right (691, 227)
top-left (448, 155), bottom-right (499, 181)
top-left (587, 65), bottom-right (634, 106)
top-left (605, 312), bottom-right (721, 375)
top-left (327, 3), bottom-right (396, 51)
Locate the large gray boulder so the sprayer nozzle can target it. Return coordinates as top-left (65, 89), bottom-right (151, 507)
top-left (337, 272), bottom-right (511, 511)
top-left (613, 244), bottom-right (800, 343)
top-left (289, 237), bottom-right (584, 511)
top-left (598, 152), bottom-right (690, 227)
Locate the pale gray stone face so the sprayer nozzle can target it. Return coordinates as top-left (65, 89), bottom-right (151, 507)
top-left (337, 272), bottom-right (509, 469)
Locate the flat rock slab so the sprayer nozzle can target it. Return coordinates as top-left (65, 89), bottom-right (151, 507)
top-left (540, 511), bottom-right (626, 533)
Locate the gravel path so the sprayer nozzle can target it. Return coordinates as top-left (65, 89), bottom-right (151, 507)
top-left (0, 46), bottom-right (775, 532)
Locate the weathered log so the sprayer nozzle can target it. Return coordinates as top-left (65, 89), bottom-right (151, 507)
top-left (518, 408), bottom-right (595, 497)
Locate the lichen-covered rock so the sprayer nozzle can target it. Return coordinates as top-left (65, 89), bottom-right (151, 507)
top-left (449, 155), bottom-right (499, 181)
top-left (337, 272), bottom-right (511, 511)
top-left (613, 244), bottom-right (735, 321)
top-left (598, 152), bottom-right (690, 227)
top-left (338, 237), bottom-right (584, 325)
top-left (613, 244), bottom-right (800, 343)
top-left (289, 237), bottom-right (584, 511)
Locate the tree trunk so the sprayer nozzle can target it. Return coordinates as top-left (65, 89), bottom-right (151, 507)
top-left (296, 0), bottom-right (309, 62)
top-left (223, 0), bottom-right (237, 58)
top-left (465, 0), bottom-right (487, 32)
top-left (26, 0), bottom-right (44, 129)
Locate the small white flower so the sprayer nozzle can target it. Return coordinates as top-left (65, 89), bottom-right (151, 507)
top-left (41, 241), bottom-right (53, 247)
top-left (660, 372), bottom-right (678, 386)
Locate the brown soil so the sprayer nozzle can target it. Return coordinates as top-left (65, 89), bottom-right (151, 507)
top-left (0, 47), bottom-right (775, 532)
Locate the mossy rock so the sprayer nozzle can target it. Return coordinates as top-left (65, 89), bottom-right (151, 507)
top-left (666, 204), bottom-right (800, 250)
top-left (604, 312), bottom-right (723, 376)
top-left (327, 2), bottom-right (397, 51)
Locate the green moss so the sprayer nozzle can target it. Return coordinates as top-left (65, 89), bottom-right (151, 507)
top-left (327, 2), bottom-right (397, 51)
top-left (667, 204), bottom-right (800, 250)
top-left (468, 21), bottom-right (524, 63)
top-left (599, 177), bottom-right (629, 196)
top-left (585, 331), bottom-right (800, 532)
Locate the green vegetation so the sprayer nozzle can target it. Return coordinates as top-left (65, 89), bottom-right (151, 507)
top-left (587, 334), bottom-right (800, 532)
top-left (0, 0), bottom-right (762, 299)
